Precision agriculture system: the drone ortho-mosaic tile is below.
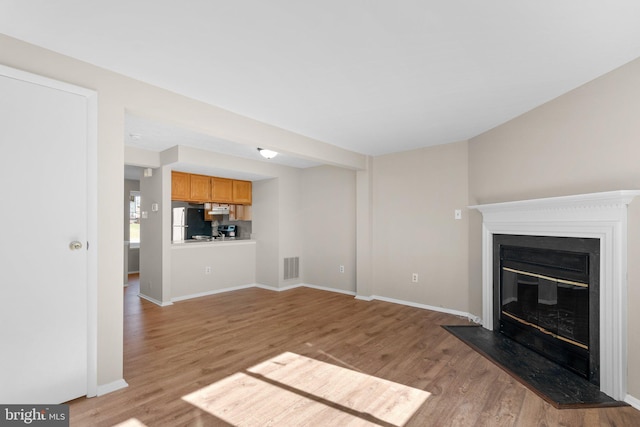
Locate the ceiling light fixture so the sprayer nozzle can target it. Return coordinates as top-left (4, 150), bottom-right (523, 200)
top-left (258, 148), bottom-right (278, 159)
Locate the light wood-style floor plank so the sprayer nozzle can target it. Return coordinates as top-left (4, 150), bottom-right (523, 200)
top-left (68, 275), bottom-right (640, 426)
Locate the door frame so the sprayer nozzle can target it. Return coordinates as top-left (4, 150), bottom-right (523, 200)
top-left (0, 64), bottom-right (98, 397)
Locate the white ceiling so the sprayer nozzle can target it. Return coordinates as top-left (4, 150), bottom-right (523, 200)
top-left (2, 1), bottom-right (640, 159)
top-left (125, 113), bottom-right (322, 169)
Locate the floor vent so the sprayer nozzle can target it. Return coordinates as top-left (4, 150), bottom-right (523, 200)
top-left (284, 257), bottom-right (299, 280)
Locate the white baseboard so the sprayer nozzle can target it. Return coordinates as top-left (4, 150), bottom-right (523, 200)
top-left (170, 282), bottom-right (343, 302)
top-left (96, 379), bottom-right (128, 397)
top-left (171, 284), bottom-right (256, 302)
top-left (254, 282), bottom-right (356, 296)
top-left (368, 294), bottom-right (482, 324)
top-left (253, 284), bottom-right (482, 324)
top-left (167, 283), bottom-right (480, 324)
top-left (255, 283), bottom-right (304, 292)
top-left (299, 283), bottom-right (356, 296)
top-left (138, 293), bottom-right (173, 307)
top-left (254, 283), bottom-right (295, 292)
top-left (625, 393), bottom-right (640, 411)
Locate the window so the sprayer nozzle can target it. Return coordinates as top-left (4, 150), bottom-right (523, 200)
top-left (129, 191), bottom-right (141, 246)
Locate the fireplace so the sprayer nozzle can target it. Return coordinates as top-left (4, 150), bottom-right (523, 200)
top-left (493, 234), bottom-right (599, 384)
top-left (470, 190), bottom-right (640, 400)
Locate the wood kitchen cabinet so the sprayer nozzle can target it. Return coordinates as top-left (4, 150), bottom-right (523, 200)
top-left (211, 177), bottom-right (234, 203)
top-left (172, 172), bottom-right (253, 205)
top-left (229, 204), bottom-right (252, 221)
top-left (171, 171), bottom-right (190, 201)
top-left (232, 179), bottom-right (252, 205)
top-left (189, 174), bottom-right (211, 202)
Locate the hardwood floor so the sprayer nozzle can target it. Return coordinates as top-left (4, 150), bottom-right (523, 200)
top-left (68, 275), bottom-right (640, 426)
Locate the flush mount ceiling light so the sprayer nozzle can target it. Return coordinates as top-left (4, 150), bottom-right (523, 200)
top-left (258, 148), bottom-right (278, 159)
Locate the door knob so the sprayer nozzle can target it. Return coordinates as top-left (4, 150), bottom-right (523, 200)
top-left (69, 241), bottom-right (83, 250)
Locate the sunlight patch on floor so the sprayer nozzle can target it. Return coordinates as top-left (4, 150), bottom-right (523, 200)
top-left (112, 418), bottom-right (148, 427)
top-left (182, 352), bottom-right (430, 426)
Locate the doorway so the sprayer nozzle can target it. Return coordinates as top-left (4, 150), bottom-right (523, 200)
top-left (124, 170), bottom-right (142, 285)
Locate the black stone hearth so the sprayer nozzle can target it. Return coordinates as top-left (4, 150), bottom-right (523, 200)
top-left (443, 325), bottom-right (625, 409)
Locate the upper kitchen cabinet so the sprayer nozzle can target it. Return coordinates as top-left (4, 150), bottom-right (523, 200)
top-left (211, 177), bottom-right (234, 203)
top-left (189, 174), bottom-right (211, 202)
top-left (171, 171), bottom-right (190, 201)
top-left (232, 180), bottom-right (252, 205)
top-left (172, 172), bottom-right (252, 205)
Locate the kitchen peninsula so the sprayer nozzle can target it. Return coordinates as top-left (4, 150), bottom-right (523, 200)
top-left (171, 238), bottom-right (256, 301)
top-left (170, 170), bottom-right (256, 301)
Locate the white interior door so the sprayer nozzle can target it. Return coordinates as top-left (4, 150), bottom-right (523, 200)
top-left (0, 67), bottom-right (94, 403)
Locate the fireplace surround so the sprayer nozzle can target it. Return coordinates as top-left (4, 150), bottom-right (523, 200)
top-left (471, 191), bottom-right (640, 400)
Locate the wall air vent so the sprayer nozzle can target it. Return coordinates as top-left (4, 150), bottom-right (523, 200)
top-left (284, 257), bottom-right (299, 280)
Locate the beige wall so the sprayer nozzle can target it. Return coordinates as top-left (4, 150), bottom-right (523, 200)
top-left (277, 168), bottom-right (304, 287)
top-left (371, 141), bottom-right (469, 311)
top-left (170, 243), bottom-right (256, 299)
top-left (356, 157), bottom-right (374, 297)
top-left (139, 167), bottom-right (164, 303)
top-left (0, 34), bottom-right (365, 389)
top-left (468, 57), bottom-right (640, 398)
top-left (301, 166), bottom-right (357, 292)
top-left (6, 30), bottom-right (638, 400)
top-left (253, 178), bottom-right (280, 287)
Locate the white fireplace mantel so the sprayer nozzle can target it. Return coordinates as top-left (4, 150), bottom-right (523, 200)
top-left (470, 190), bottom-right (640, 401)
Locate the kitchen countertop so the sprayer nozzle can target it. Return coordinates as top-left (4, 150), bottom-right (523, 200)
top-left (171, 237), bottom-right (255, 247)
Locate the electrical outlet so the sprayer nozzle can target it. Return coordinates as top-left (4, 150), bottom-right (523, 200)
top-left (339, 265), bottom-right (345, 273)
top-left (205, 266), bottom-right (212, 274)
top-left (455, 209), bottom-right (462, 220)
top-left (412, 273), bottom-right (419, 283)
